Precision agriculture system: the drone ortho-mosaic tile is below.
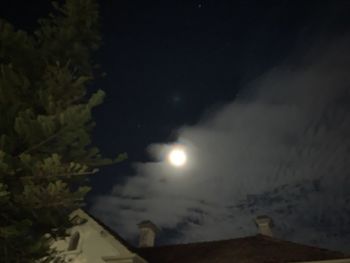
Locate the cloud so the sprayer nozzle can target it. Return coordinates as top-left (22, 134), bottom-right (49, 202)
top-left (91, 37), bottom-right (350, 251)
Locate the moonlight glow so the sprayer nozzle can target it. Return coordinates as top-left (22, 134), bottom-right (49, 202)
top-left (168, 148), bottom-right (187, 167)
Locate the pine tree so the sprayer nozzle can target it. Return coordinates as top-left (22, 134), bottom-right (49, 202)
top-left (0, 1), bottom-right (124, 262)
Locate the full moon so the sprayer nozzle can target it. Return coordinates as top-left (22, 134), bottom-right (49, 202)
top-left (168, 148), bottom-right (187, 167)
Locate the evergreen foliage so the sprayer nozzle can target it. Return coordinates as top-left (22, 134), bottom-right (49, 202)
top-left (0, 1), bottom-right (124, 261)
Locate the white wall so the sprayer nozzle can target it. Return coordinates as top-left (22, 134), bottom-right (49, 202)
top-left (52, 209), bottom-right (142, 263)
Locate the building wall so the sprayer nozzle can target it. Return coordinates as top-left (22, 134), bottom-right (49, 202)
top-left (51, 209), bottom-right (141, 263)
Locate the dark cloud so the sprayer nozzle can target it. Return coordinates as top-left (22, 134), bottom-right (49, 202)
top-left (91, 37), bottom-right (350, 251)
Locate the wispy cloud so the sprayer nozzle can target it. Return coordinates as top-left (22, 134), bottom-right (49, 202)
top-left (91, 36), bottom-right (350, 251)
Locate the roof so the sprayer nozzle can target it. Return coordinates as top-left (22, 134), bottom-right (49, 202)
top-left (79, 209), bottom-right (347, 263)
top-left (137, 234), bottom-right (347, 263)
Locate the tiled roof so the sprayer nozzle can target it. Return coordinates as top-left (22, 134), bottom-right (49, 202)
top-left (137, 234), bottom-right (347, 263)
top-left (81, 210), bottom-right (347, 263)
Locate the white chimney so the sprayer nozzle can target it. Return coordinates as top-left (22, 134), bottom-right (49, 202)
top-left (138, 220), bottom-right (158, 247)
top-left (255, 215), bottom-right (273, 237)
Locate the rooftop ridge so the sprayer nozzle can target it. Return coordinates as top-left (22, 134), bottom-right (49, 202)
top-left (138, 234), bottom-right (260, 249)
top-left (81, 208), bottom-right (137, 252)
top-left (138, 234), bottom-right (345, 255)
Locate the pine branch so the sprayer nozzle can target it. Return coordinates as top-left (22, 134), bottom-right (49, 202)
top-left (18, 128), bottom-right (65, 157)
top-left (21, 169), bottom-right (99, 181)
top-left (32, 198), bottom-right (83, 209)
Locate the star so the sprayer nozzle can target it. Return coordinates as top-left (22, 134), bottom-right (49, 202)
top-left (172, 95), bottom-right (181, 103)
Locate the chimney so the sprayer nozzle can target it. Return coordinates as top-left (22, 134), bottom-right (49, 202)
top-left (138, 220), bottom-right (159, 247)
top-left (255, 215), bottom-right (273, 237)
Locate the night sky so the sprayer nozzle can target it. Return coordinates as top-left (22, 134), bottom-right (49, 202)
top-left (2, 0), bottom-right (350, 252)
